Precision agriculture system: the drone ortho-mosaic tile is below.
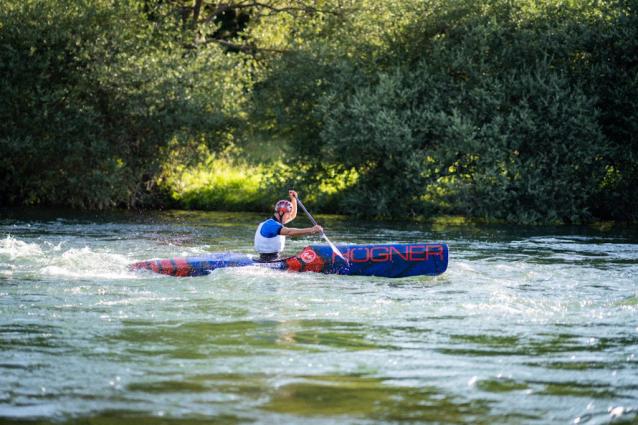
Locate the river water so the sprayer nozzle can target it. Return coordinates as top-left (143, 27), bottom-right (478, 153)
top-left (1, 208), bottom-right (636, 424)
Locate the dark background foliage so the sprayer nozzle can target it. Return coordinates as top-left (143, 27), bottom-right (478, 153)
top-left (1, 0), bottom-right (636, 223)
top-left (257, 0), bottom-right (638, 223)
top-left (0, 0), bottom-right (243, 208)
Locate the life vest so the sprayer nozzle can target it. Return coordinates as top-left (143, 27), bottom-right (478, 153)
top-left (254, 218), bottom-right (285, 254)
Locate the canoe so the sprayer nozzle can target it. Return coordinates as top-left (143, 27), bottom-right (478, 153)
top-left (131, 243), bottom-right (449, 278)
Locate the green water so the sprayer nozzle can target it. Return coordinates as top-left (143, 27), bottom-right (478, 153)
top-left (1, 209), bottom-right (637, 424)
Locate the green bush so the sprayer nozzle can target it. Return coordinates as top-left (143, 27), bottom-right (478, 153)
top-left (0, 0), bottom-right (247, 208)
top-left (256, 0), bottom-right (638, 223)
top-left (581, 0), bottom-right (638, 221)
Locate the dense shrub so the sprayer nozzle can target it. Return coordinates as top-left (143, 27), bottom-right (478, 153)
top-left (0, 0), bottom-right (247, 208)
top-left (257, 0), bottom-right (638, 222)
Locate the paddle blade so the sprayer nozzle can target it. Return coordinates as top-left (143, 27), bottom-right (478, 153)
top-left (322, 232), bottom-right (348, 263)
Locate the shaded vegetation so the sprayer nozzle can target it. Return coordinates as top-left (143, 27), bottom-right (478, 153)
top-left (0, 0), bottom-right (248, 208)
top-left (1, 0), bottom-right (636, 223)
top-left (258, 0), bottom-right (638, 223)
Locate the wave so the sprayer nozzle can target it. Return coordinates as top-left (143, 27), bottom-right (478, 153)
top-left (0, 235), bottom-right (136, 280)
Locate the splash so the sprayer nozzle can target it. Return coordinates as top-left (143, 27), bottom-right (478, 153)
top-left (0, 235), bottom-right (44, 261)
top-left (39, 246), bottom-right (132, 279)
top-left (1, 235), bottom-right (133, 280)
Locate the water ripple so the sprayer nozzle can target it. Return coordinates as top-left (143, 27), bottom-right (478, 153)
top-left (1, 210), bottom-right (637, 423)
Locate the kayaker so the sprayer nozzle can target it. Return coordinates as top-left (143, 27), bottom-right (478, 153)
top-left (254, 190), bottom-right (323, 261)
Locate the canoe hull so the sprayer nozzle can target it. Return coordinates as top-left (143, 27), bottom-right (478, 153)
top-left (131, 244), bottom-right (449, 278)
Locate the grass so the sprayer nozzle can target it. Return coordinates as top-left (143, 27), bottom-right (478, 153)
top-left (160, 138), bottom-right (356, 213)
top-left (166, 156), bottom-right (272, 212)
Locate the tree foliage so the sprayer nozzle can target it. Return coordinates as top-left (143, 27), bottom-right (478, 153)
top-left (0, 0), bottom-right (248, 208)
top-left (1, 0), bottom-right (636, 223)
top-left (256, 0), bottom-right (638, 223)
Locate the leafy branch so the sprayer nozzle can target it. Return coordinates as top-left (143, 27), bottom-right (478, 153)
top-left (157, 0), bottom-right (344, 54)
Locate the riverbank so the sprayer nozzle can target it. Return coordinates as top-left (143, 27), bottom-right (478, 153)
top-left (154, 156), bottom-right (634, 226)
top-left (156, 140), bottom-right (354, 216)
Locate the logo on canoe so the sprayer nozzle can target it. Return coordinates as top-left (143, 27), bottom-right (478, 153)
top-left (299, 248), bottom-right (317, 263)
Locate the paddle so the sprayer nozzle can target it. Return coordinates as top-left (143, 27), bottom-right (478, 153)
top-left (293, 195), bottom-right (348, 263)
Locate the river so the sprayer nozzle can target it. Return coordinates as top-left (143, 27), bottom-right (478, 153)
top-left (1, 208), bottom-right (636, 424)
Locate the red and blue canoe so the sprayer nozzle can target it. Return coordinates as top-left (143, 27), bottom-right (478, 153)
top-left (131, 243), bottom-right (449, 278)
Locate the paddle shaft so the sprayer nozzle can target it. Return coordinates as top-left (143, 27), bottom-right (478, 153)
top-left (294, 196), bottom-right (347, 262)
top-left (295, 198), bottom-right (319, 227)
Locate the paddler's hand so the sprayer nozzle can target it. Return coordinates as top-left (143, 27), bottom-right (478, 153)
top-left (311, 225), bottom-right (323, 233)
top-left (289, 190), bottom-right (298, 200)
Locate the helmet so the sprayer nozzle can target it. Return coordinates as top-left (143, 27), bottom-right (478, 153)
top-left (275, 200), bottom-right (293, 214)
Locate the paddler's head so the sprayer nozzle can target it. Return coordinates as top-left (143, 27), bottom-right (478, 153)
top-left (274, 200), bottom-right (293, 223)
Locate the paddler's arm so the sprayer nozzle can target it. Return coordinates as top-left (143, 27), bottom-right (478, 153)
top-left (280, 225), bottom-right (322, 237)
top-left (287, 190), bottom-right (298, 222)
